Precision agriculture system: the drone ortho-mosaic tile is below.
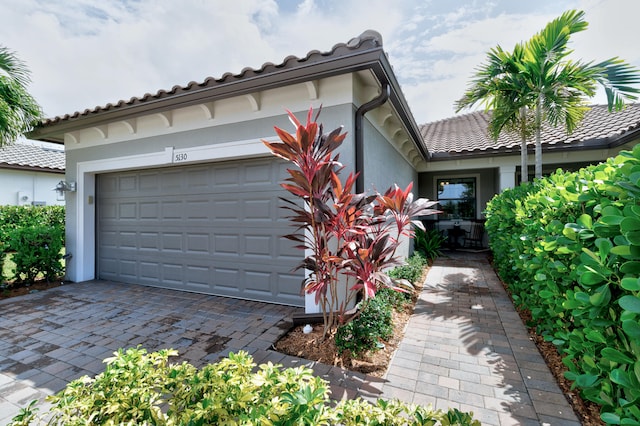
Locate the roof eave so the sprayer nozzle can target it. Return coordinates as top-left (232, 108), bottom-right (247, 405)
top-left (0, 163), bottom-right (65, 173)
top-left (29, 43), bottom-right (430, 161)
top-left (428, 129), bottom-right (640, 161)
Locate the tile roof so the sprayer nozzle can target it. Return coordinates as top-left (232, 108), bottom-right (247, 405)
top-left (0, 142), bottom-right (65, 171)
top-left (39, 30), bottom-right (386, 127)
top-left (420, 103), bottom-right (640, 159)
top-left (30, 30), bottom-right (427, 161)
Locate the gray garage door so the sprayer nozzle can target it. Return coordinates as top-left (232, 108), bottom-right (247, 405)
top-left (96, 158), bottom-right (304, 307)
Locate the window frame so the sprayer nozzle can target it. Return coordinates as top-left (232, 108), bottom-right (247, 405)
top-left (435, 175), bottom-right (479, 221)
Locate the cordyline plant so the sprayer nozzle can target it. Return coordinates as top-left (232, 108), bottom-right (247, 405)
top-left (264, 107), bottom-right (439, 336)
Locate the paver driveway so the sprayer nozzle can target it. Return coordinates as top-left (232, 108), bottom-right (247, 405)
top-left (0, 281), bottom-right (299, 423)
top-left (0, 252), bottom-right (582, 425)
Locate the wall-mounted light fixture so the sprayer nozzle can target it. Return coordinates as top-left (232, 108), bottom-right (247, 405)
top-left (54, 181), bottom-right (76, 197)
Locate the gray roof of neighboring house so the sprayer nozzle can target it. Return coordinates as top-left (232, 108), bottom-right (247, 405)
top-left (29, 30), bottom-right (429, 159)
top-left (421, 103), bottom-right (640, 160)
top-left (0, 142), bottom-right (65, 172)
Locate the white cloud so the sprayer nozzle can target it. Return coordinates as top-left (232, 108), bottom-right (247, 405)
top-left (1, 0), bottom-right (639, 124)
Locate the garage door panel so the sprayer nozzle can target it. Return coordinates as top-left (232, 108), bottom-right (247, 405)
top-left (140, 232), bottom-right (160, 250)
top-left (185, 200), bottom-right (211, 220)
top-left (119, 260), bottom-right (137, 280)
top-left (244, 235), bottom-right (271, 257)
top-left (162, 233), bottom-right (184, 251)
top-left (185, 233), bottom-right (210, 253)
top-left (277, 272), bottom-right (304, 296)
top-left (119, 175), bottom-right (137, 192)
top-left (140, 261), bottom-right (160, 280)
top-left (140, 202), bottom-right (159, 219)
top-left (139, 172), bottom-right (160, 191)
top-left (97, 158), bottom-right (303, 306)
top-left (162, 201), bottom-right (184, 219)
top-left (213, 234), bottom-right (239, 254)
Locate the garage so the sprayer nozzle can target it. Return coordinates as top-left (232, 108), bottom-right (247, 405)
top-left (96, 157), bottom-right (304, 307)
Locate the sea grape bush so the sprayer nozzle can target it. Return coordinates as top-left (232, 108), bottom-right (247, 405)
top-left (10, 348), bottom-right (480, 425)
top-left (485, 143), bottom-right (640, 425)
top-left (263, 107), bottom-right (439, 335)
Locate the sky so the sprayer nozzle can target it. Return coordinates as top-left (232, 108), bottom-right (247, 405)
top-left (2, 0), bottom-right (640, 127)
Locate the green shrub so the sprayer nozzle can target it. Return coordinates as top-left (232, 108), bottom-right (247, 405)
top-left (485, 143), bottom-right (640, 425)
top-left (376, 286), bottom-right (412, 311)
top-left (335, 295), bottom-right (394, 356)
top-left (11, 347), bottom-right (480, 426)
top-left (414, 227), bottom-right (446, 260)
top-left (9, 225), bottom-right (64, 283)
top-left (0, 205), bottom-right (65, 245)
top-left (0, 206), bottom-right (65, 284)
top-left (388, 251), bottom-right (428, 286)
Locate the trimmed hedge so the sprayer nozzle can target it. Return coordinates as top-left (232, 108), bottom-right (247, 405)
top-left (0, 205), bottom-right (64, 244)
top-left (11, 348), bottom-right (480, 425)
top-left (0, 205), bottom-right (65, 283)
top-left (485, 144), bottom-right (640, 425)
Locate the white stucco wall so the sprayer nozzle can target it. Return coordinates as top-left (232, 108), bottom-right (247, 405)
top-left (0, 168), bottom-right (65, 206)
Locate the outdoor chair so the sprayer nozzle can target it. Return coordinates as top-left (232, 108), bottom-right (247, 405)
top-left (463, 220), bottom-right (485, 249)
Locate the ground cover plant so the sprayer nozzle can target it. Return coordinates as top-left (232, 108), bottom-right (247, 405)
top-left (274, 252), bottom-right (429, 376)
top-left (11, 347), bottom-right (480, 425)
top-left (485, 144), bottom-right (640, 425)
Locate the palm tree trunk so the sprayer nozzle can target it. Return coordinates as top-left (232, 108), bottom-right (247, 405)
top-left (519, 107), bottom-right (528, 183)
top-left (521, 139), bottom-right (528, 183)
top-left (535, 98), bottom-right (543, 179)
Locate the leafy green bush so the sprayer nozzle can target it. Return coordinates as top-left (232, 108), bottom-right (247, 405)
top-left (0, 206), bottom-right (65, 284)
top-left (11, 348), bottom-right (480, 426)
top-left (335, 295), bottom-right (394, 356)
top-left (9, 225), bottom-right (64, 283)
top-left (388, 251), bottom-right (429, 286)
top-left (0, 205), bottom-right (64, 246)
top-left (414, 227), bottom-right (447, 260)
top-left (336, 253), bottom-right (429, 356)
top-left (485, 143), bottom-right (640, 425)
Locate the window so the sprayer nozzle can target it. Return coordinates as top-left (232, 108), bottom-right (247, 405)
top-left (437, 177), bottom-right (476, 220)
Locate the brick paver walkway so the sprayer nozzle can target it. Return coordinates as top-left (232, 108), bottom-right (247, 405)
top-left (375, 252), bottom-right (581, 425)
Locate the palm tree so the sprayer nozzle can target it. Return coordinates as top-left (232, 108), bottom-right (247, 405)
top-left (456, 43), bottom-right (535, 183)
top-left (0, 46), bottom-right (42, 147)
top-left (458, 9), bottom-right (640, 181)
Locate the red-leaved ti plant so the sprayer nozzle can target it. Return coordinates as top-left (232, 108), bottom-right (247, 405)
top-left (264, 107), bottom-right (439, 336)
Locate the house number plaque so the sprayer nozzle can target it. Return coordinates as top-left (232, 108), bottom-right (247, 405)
top-left (174, 152), bottom-right (188, 162)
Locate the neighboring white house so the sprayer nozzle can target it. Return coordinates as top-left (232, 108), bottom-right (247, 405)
top-left (0, 140), bottom-right (66, 206)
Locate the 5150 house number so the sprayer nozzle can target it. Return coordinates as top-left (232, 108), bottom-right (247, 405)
top-left (174, 152), bottom-right (188, 162)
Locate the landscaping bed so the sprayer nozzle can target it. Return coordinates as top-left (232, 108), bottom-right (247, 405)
top-left (0, 279), bottom-right (64, 299)
top-left (274, 306), bottom-right (413, 377)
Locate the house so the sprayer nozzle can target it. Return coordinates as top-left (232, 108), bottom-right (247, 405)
top-left (28, 29), bottom-right (640, 312)
top-left (418, 105), bottom-right (640, 235)
top-left (0, 140), bottom-right (65, 206)
top-left (28, 30), bottom-right (426, 311)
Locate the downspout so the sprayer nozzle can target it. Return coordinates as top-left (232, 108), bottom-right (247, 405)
top-left (355, 82), bottom-right (390, 193)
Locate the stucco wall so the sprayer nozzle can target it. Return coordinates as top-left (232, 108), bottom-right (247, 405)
top-left (0, 168), bottom-right (65, 206)
top-left (362, 115), bottom-right (418, 194)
